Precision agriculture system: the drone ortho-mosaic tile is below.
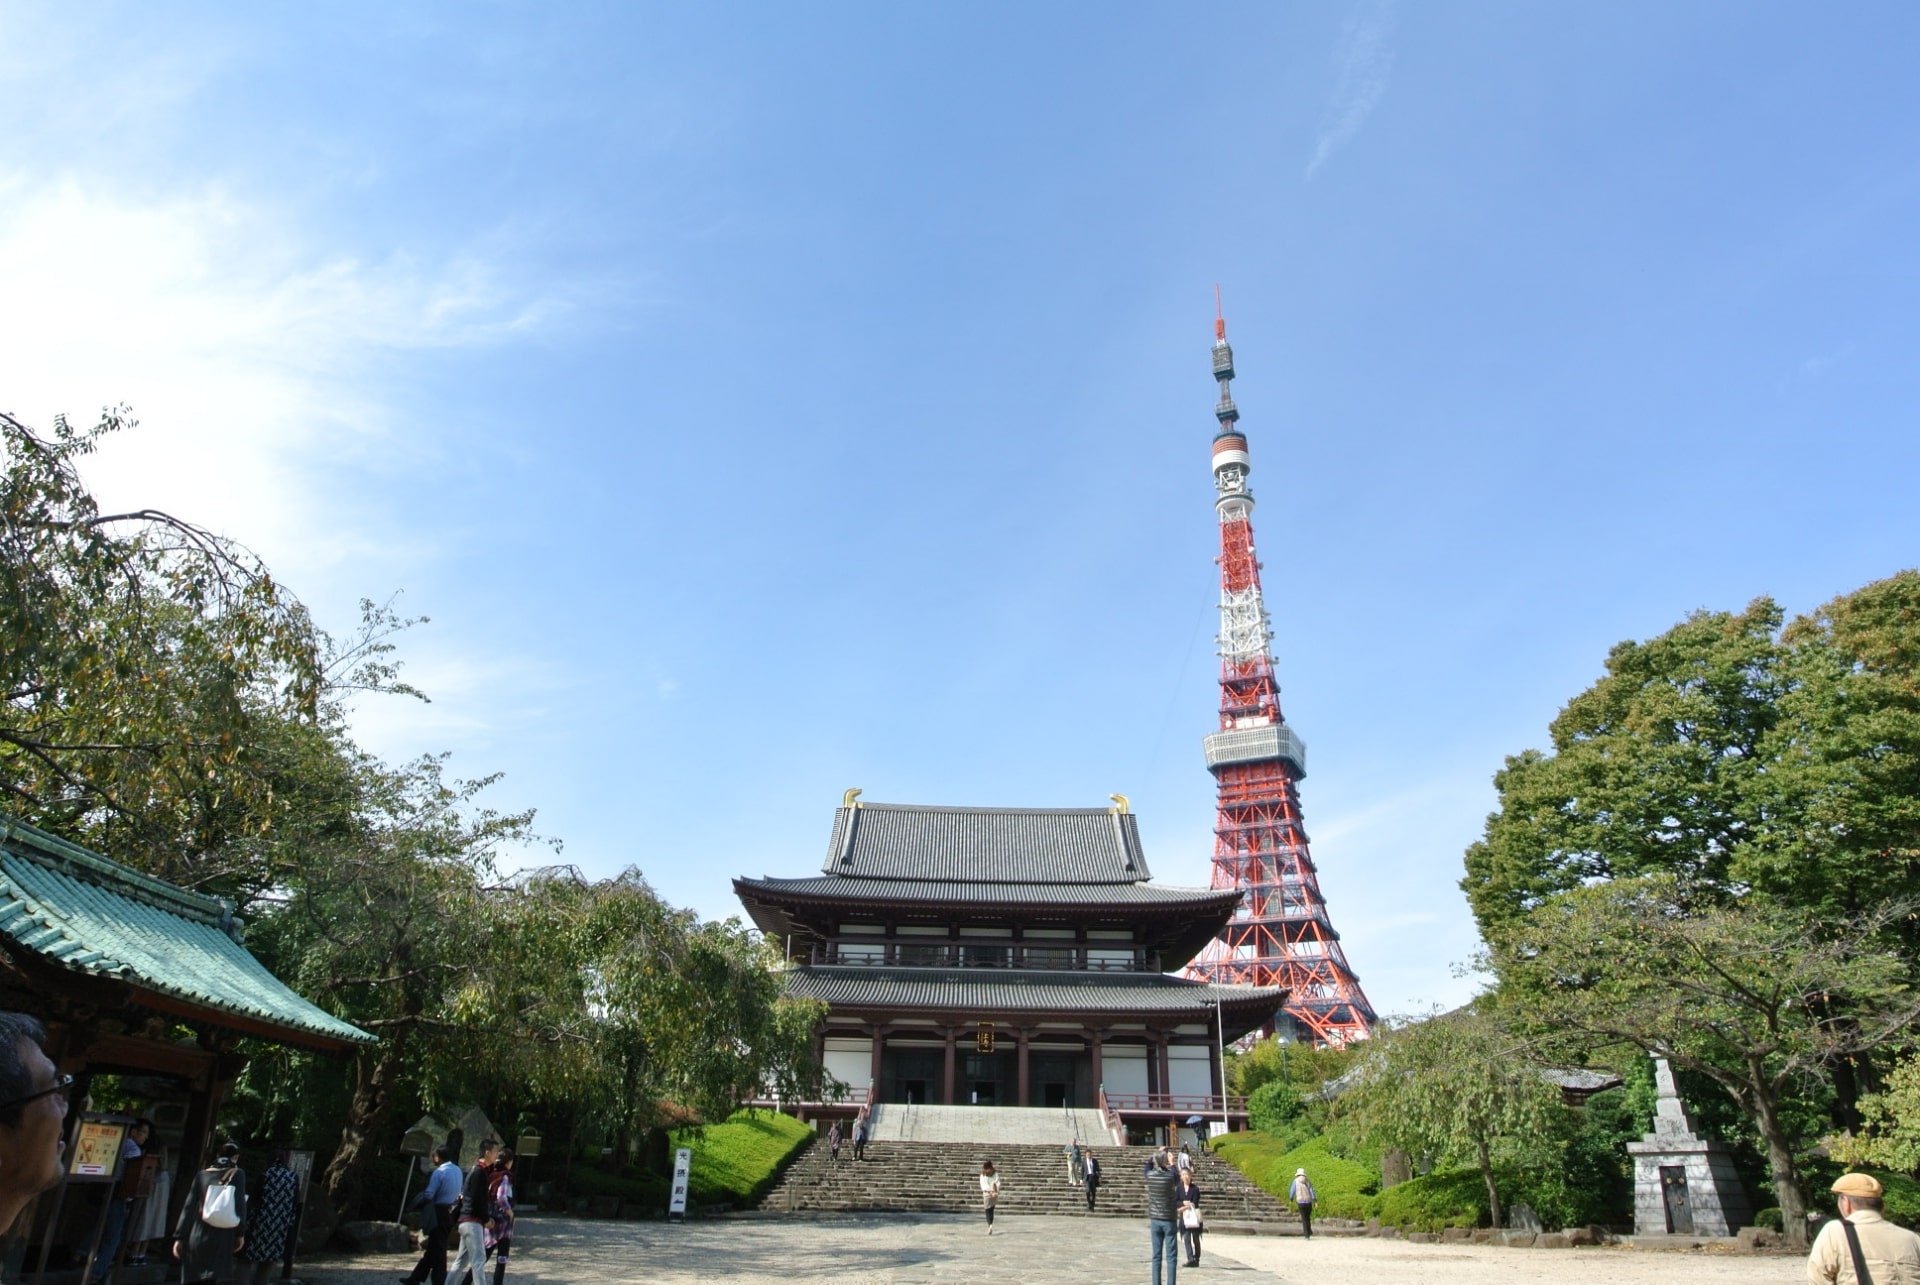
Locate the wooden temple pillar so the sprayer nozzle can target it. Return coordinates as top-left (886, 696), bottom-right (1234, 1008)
top-left (1155, 1031), bottom-right (1171, 1099)
top-left (868, 1023), bottom-right (885, 1098)
top-left (1015, 1028), bottom-right (1030, 1107)
top-left (942, 1027), bottom-right (956, 1105)
top-left (1089, 1029), bottom-right (1103, 1097)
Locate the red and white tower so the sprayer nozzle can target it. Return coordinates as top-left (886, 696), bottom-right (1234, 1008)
top-left (1185, 303), bottom-right (1376, 1047)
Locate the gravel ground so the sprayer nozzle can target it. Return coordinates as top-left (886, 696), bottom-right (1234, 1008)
top-left (296, 1212), bottom-right (1803, 1284)
top-left (1208, 1232), bottom-right (1803, 1284)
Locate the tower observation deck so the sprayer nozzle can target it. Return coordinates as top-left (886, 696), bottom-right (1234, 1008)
top-left (1183, 305), bottom-right (1376, 1047)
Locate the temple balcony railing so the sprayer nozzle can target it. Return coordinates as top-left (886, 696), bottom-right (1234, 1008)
top-left (807, 944), bottom-right (1162, 972)
top-left (1101, 1092), bottom-right (1248, 1118)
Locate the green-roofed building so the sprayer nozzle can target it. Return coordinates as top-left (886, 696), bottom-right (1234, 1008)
top-left (0, 813), bottom-right (371, 1270)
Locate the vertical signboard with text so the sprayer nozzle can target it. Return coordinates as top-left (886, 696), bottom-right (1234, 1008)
top-left (667, 1147), bottom-right (692, 1222)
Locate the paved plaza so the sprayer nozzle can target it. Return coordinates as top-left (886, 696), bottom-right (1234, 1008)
top-left (299, 1212), bottom-right (1804, 1284)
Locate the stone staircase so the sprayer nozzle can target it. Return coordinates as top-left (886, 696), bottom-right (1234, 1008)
top-left (758, 1137), bottom-right (1302, 1225)
top-left (869, 1103), bottom-right (1114, 1145)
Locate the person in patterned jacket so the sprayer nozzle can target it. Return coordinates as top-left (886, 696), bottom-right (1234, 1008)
top-left (239, 1150), bottom-right (301, 1285)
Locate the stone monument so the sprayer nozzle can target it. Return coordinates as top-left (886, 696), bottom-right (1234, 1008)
top-left (1627, 1058), bottom-right (1752, 1236)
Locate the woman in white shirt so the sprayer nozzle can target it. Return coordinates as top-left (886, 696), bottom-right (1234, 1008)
top-left (979, 1161), bottom-right (1000, 1235)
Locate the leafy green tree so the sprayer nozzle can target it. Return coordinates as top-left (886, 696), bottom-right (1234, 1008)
top-left (1340, 1007), bottom-right (1561, 1230)
top-left (1246, 1079), bottom-right (1304, 1134)
top-left (0, 409), bottom-right (325, 872)
top-left (1494, 876), bottom-right (1917, 1244)
top-left (1830, 1053), bottom-right (1920, 1173)
top-left (1462, 571), bottom-right (1920, 1222)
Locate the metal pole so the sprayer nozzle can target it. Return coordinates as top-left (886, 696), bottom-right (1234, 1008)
top-left (1216, 994), bottom-right (1229, 1139)
top-left (396, 1154), bottom-right (415, 1224)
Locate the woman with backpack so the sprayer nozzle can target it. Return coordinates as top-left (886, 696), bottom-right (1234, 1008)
top-left (175, 1142), bottom-right (247, 1283)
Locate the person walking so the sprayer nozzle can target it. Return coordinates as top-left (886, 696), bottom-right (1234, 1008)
top-left (979, 1161), bottom-right (1000, 1235)
top-left (1288, 1167), bottom-right (1316, 1240)
top-left (1083, 1150), bottom-right (1101, 1213)
top-left (1808, 1172), bottom-right (1920, 1283)
top-left (238, 1150), bottom-right (300, 1285)
top-left (0, 1013), bottom-right (70, 1234)
top-left (1144, 1148), bottom-right (1180, 1285)
top-left (175, 1142), bottom-right (248, 1284)
top-left (1065, 1142), bottom-right (1084, 1187)
top-left (401, 1144), bottom-right (462, 1285)
top-left (484, 1147), bottom-right (516, 1285)
top-left (1177, 1167), bottom-right (1204, 1267)
top-left (129, 1144), bottom-right (173, 1266)
top-left (851, 1113), bottom-right (869, 1162)
top-left (443, 1139), bottom-right (499, 1285)
top-left (1176, 1143), bottom-right (1193, 1177)
top-left (88, 1117), bottom-right (150, 1281)
top-left (826, 1120), bottom-right (843, 1163)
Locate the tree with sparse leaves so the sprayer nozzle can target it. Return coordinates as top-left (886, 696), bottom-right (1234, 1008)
top-left (1494, 877), bottom-right (1917, 1245)
top-left (1340, 1007), bottom-right (1560, 1231)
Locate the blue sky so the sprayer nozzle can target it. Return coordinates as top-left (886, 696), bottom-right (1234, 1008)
top-left (4, 3), bottom-right (1918, 1018)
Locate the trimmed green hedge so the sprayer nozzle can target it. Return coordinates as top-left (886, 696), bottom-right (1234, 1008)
top-left (1211, 1132), bottom-right (1379, 1220)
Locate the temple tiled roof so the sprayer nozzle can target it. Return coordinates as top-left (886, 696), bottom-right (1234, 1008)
top-left (785, 964), bottom-right (1286, 1022)
top-left (819, 803), bottom-right (1151, 883)
top-left (0, 816), bottom-right (373, 1048)
top-left (738, 874), bottom-right (1234, 909)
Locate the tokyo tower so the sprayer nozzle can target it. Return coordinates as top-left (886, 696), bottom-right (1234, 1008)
top-left (1184, 301), bottom-right (1376, 1047)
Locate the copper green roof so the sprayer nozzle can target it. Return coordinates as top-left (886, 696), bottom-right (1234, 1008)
top-left (0, 815), bottom-right (373, 1048)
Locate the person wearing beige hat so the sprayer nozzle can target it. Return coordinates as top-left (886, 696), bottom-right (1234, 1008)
top-left (1808, 1172), bottom-right (1920, 1284)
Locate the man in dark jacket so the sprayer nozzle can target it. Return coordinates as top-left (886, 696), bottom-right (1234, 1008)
top-left (1144, 1148), bottom-right (1180, 1285)
top-left (442, 1140), bottom-right (498, 1285)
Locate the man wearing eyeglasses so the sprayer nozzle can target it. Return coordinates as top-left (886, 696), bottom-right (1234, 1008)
top-left (0, 1012), bottom-right (70, 1233)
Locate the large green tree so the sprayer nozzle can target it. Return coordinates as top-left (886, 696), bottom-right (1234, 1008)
top-left (1462, 572), bottom-right (1920, 1243)
top-left (1494, 876), bottom-right (1916, 1243)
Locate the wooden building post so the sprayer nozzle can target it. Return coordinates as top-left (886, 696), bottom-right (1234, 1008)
top-left (1016, 1029), bottom-right (1030, 1108)
top-left (1089, 1029), bottom-right (1103, 1098)
top-left (868, 1024), bottom-right (885, 1100)
top-left (942, 1027), bottom-right (956, 1105)
top-left (1155, 1032), bottom-right (1171, 1102)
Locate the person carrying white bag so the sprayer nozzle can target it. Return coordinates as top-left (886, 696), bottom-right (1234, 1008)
top-left (175, 1142), bottom-right (247, 1283)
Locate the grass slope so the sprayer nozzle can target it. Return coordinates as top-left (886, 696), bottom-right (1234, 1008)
top-left (1211, 1132), bottom-right (1379, 1220)
top-left (562, 1110), bottom-right (815, 1212)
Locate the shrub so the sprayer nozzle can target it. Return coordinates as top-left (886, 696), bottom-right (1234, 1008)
top-left (1375, 1167), bottom-right (1487, 1231)
top-left (1248, 1080), bottom-right (1304, 1134)
top-left (1753, 1207), bottom-right (1783, 1231)
top-left (1212, 1131), bottom-right (1380, 1220)
top-left (1873, 1171), bottom-right (1920, 1229)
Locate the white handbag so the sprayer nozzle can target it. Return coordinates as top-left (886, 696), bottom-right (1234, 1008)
top-left (200, 1170), bottom-right (241, 1229)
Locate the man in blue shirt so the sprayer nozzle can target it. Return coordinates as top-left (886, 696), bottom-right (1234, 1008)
top-left (400, 1145), bottom-right (461, 1285)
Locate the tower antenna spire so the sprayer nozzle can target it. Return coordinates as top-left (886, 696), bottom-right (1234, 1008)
top-left (1185, 299), bottom-right (1376, 1047)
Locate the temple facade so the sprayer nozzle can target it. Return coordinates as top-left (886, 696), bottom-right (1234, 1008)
top-left (733, 795), bottom-right (1287, 1137)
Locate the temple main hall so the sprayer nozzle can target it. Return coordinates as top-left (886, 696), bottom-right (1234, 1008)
top-left (733, 793), bottom-right (1286, 1138)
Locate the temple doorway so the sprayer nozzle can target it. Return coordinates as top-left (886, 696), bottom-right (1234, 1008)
top-left (963, 1052), bottom-right (1012, 1105)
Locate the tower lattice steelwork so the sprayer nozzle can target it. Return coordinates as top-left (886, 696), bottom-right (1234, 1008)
top-left (1184, 305), bottom-right (1376, 1047)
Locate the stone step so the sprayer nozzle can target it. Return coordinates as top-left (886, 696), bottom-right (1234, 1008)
top-left (758, 1138), bottom-right (1301, 1224)
top-left (867, 1103), bottom-right (1116, 1145)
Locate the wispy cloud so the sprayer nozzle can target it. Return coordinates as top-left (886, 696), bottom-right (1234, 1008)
top-left (1306, 0), bottom-right (1397, 181)
top-left (0, 176), bottom-right (558, 577)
